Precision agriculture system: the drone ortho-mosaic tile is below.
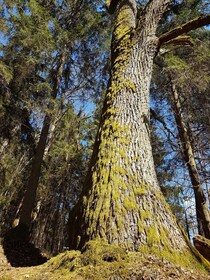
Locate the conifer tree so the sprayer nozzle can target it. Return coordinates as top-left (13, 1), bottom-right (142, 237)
top-left (152, 29), bottom-right (210, 238)
top-left (0, 0), bottom-right (110, 250)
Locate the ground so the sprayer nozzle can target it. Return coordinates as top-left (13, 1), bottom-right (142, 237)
top-left (1, 240), bottom-right (210, 280)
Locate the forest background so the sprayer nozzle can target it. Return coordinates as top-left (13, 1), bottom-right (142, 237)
top-left (0, 0), bottom-right (210, 277)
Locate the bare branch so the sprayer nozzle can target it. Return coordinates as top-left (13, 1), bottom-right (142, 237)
top-left (159, 15), bottom-right (210, 47)
top-left (150, 108), bottom-right (176, 139)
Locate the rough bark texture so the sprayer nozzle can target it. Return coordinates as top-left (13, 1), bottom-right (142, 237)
top-left (159, 15), bottom-right (210, 47)
top-left (170, 82), bottom-right (210, 238)
top-left (17, 47), bottom-right (67, 229)
top-left (67, 1), bottom-right (201, 264)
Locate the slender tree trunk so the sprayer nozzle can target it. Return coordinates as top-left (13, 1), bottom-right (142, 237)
top-left (68, 0), bottom-right (195, 260)
top-left (170, 81), bottom-right (210, 238)
top-left (17, 115), bottom-right (51, 227)
top-left (184, 210), bottom-right (191, 240)
top-left (197, 152), bottom-right (210, 206)
top-left (17, 47), bottom-right (67, 229)
top-left (0, 139), bottom-right (9, 155)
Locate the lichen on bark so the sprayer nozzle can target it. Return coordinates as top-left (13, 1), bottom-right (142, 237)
top-left (67, 0), bottom-right (210, 271)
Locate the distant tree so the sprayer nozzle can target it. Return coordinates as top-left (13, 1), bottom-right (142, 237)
top-left (152, 31), bottom-right (210, 238)
top-left (29, 105), bottom-right (85, 255)
top-left (0, 0), bottom-right (110, 252)
top-left (150, 113), bottom-right (185, 226)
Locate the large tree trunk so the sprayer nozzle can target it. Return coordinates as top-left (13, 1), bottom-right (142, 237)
top-left (17, 47), bottom-right (67, 229)
top-left (68, 0), bottom-right (195, 259)
top-left (170, 81), bottom-right (210, 238)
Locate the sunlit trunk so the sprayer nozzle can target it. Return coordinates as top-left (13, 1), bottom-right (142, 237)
top-left (68, 1), bottom-right (194, 259)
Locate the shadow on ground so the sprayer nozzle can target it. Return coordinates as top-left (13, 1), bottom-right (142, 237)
top-left (2, 224), bottom-right (48, 267)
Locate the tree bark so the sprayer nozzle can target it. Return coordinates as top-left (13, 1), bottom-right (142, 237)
top-left (170, 81), bottom-right (210, 238)
top-left (158, 15), bottom-right (210, 47)
top-left (68, 0), bottom-right (195, 257)
top-left (17, 47), bottom-right (67, 229)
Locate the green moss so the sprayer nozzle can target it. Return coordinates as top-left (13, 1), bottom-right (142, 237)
top-left (118, 149), bottom-right (127, 158)
top-left (154, 190), bottom-right (178, 224)
top-left (81, 239), bottom-right (127, 264)
top-left (83, 196), bottom-right (87, 206)
top-left (134, 187), bottom-right (147, 196)
top-left (119, 137), bottom-right (130, 145)
top-left (178, 224), bottom-right (210, 272)
top-left (41, 239), bottom-right (210, 280)
top-left (4, 238), bottom-right (209, 280)
top-left (123, 197), bottom-right (138, 211)
top-left (112, 179), bottom-right (121, 193)
top-left (124, 80), bottom-right (136, 92)
top-left (114, 165), bottom-right (126, 175)
top-left (140, 209), bottom-right (151, 220)
top-left (135, 219), bottom-right (210, 274)
top-left (138, 219), bottom-right (144, 234)
top-left (47, 250), bottom-right (82, 271)
top-left (146, 225), bottom-right (160, 247)
top-left (158, 225), bottom-right (174, 253)
top-left (116, 216), bottom-right (123, 230)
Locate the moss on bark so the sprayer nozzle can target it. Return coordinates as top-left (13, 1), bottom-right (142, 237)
top-left (40, 240), bottom-right (210, 280)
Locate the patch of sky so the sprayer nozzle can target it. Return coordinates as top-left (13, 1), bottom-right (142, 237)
top-left (0, 1), bottom-right (32, 53)
top-left (48, 20), bottom-right (55, 32)
top-left (73, 98), bottom-right (96, 116)
top-left (29, 109), bottom-right (45, 132)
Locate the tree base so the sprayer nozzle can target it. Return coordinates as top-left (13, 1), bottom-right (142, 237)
top-left (3, 224), bottom-right (48, 267)
top-left (44, 239), bottom-right (210, 279)
top-left (1, 239), bottom-right (210, 279)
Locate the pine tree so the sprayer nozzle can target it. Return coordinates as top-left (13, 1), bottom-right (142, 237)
top-left (152, 29), bottom-right (210, 238)
top-left (0, 0), bottom-right (110, 250)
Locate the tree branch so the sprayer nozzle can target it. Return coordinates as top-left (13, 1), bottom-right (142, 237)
top-left (150, 108), bottom-right (176, 139)
top-left (158, 15), bottom-right (210, 47)
top-left (137, 0), bottom-right (170, 35)
top-left (106, 0), bottom-right (119, 14)
top-left (162, 35), bottom-right (194, 47)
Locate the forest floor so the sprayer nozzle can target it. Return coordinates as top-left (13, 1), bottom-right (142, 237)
top-left (1, 240), bottom-right (210, 280)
